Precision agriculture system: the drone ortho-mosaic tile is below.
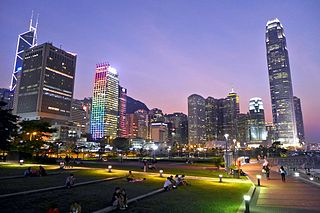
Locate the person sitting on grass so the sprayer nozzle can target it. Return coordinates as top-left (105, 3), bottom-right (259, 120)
top-left (164, 177), bottom-right (173, 191)
top-left (70, 201), bottom-right (82, 213)
top-left (24, 167), bottom-right (32, 177)
top-left (121, 188), bottom-right (128, 208)
top-left (112, 187), bottom-right (125, 210)
top-left (65, 173), bottom-right (75, 188)
top-left (39, 165), bottom-right (47, 176)
top-left (47, 204), bottom-right (60, 213)
top-left (126, 170), bottom-right (146, 183)
top-left (180, 174), bottom-right (189, 186)
top-left (174, 174), bottom-right (182, 186)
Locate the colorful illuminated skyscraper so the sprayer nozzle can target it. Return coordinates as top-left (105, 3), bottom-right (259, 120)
top-left (91, 63), bottom-right (119, 140)
top-left (10, 13), bottom-right (38, 92)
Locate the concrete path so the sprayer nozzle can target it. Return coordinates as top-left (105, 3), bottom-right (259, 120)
top-left (242, 162), bottom-right (320, 213)
top-left (92, 188), bottom-right (165, 213)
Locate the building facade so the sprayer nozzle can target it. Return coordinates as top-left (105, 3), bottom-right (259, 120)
top-left (10, 14), bottom-right (38, 92)
top-left (0, 88), bottom-right (14, 110)
top-left (90, 63), bottom-right (119, 140)
top-left (248, 97), bottom-right (267, 142)
top-left (293, 96), bottom-right (305, 142)
top-left (266, 18), bottom-right (298, 146)
top-left (188, 94), bottom-right (206, 145)
top-left (118, 86), bottom-right (127, 137)
top-left (14, 43), bottom-right (76, 122)
top-left (165, 112), bottom-right (188, 145)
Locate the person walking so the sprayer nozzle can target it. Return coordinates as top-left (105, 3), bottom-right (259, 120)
top-left (279, 166), bottom-right (287, 182)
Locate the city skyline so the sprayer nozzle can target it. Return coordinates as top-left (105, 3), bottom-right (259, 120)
top-left (0, 1), bottom-right (319, 142)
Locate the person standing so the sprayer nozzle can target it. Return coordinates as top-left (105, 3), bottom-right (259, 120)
top-left (279, 166), bottom-right (287, 182)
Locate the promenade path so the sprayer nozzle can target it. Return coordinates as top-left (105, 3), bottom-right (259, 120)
top-left (242, 162), bottom-right (320, 213)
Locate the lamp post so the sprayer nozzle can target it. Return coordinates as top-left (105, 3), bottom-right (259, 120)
top-left (159, 169), bottom-right (163, 177)
top-left (152, 144), bottom-right (158, 159)
top-left (256, 175), bottom-right (261, 186)
top-left (243, 195), bottom-right (251, 213)
top-left (108, 165), bottom-right (112, 173)
top-left (224, 134), bottom-right (229, 173)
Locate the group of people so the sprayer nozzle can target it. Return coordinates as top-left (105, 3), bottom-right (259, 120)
top-left (261, 159), bottom-right (288, 182)
top-left (111, 187), bottom-right (128, 210)
top-left (163, 174), bottom-right (189, 190)
top-left (47, 201), bottom-right (81, 213)
top-left (24, 166), bottom-right (47, 177)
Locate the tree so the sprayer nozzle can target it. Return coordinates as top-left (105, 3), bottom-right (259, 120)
top-left (111, 137), bottom-right (130, 151)
top-left (0, 101), bottom-right (19, 155)
top-left (15, 120), bottom-right (56, 156)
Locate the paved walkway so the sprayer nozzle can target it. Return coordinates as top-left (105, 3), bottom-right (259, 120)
top-left (242, 162), bottom-right (320, 213)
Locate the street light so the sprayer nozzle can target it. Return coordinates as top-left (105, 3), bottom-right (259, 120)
top-left (243, 195), bottom-right (251, 213)
top-left (256, 175), bottom-right (261, 186)
top-left (224, 134), bottom-right (229, 173)
top-left (152, 144), bottom-right (158, 159)
top-left (159, 169), bottom-right (164, 177)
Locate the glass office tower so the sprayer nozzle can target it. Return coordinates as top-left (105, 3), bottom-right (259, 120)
top-left (266, 18), bottom-right (298, 146)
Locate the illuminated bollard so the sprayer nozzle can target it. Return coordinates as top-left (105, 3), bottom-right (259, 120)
top-left (159, 170), bottom-right (163, 177)
top-left (310, 177), bottom-right (314, 181)
top-left (243, 195), bottom-right (251, 213)
top-left (19, 159), bottom-right (24, 165)
top-left (294, 172), bottom-right (300, 177)
top-left (108, 165), bottom-right (112, 173)
top-left (256, 175), bottom-right (261, 186)
top-left (219, 174), bottom-right (223, 182)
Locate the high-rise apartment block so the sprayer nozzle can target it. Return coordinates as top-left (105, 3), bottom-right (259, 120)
top-left (188, 90), bottom-right (247, 144)
top-left (14, 43), bottom-right (77, 122)
top-left (188, 94), bottom-right (206, 145)
top-left (266, 19), bottom-right (298, 146)
top-left (90, 63), bottom-right (119, 140)
top-left (165, 113), bottom-right (188, 145)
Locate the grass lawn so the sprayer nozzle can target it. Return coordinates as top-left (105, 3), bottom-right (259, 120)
top-left (0, 173), bottom-right (164, 213)
top-left (80, 162), bottom-right (240, 179)
top-left (0, 163), bottom-right (60, 177)
top-left (0, 168), bottom-right (128, 194)
top-left (116, 179), bottom-right (251, 213)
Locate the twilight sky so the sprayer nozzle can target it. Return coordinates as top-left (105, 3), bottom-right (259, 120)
top-left (0, 0), bottom-right (319, 142)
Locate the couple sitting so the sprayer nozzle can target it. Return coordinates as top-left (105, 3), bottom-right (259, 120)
top-left (126, 171), bottom-right (146, 182)
top-left (111, 187), bottom-right (128, 210)
top-left (164, 174), bottom-right (189, 190)
top-left (24, 166), bottom-right (47, 177)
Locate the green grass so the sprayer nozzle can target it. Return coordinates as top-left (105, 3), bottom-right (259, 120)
top-left (0, 168), bottom-right (127, 194)
top-left (0, 173), bottom-right (163, 213)
top-left (116, 179), bottom-right (251, 213)
top-left (0, 163), bottom-right (60, 177)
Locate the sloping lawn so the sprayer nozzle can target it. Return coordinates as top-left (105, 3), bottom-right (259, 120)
top-left (116, 179), bottom-right (251, 213)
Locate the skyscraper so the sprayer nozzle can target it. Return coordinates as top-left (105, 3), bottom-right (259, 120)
top-left (223, 90), bottom-right (240, 141)
top-left (188, 94), bottom-right (206, 145)
top-left (10, 14), bottom-right (38, 92)
top-left (90, 63), bottom-right (119, 140)
top-left (248, 97), bottom-right (267, 142)
top-left (266, 18), bottom-right (298, 146)
top-left (293, 96), bottom-right (305, 142)
top-left (205, 97), bottom-right (219, 141)
top-left (118, 86), bottom-right (127, 137)
top-left (165, 113), bottom-right (188, 145)
top-left (14, 43), bottom-right (77, 122)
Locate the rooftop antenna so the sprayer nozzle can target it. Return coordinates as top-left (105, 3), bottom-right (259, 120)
top-left (29, 10), bottom-right (34, 31)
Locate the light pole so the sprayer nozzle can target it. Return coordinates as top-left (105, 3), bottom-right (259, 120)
top-left (224, 134), bottom-right (229, 173)
top-left (152, 144), bottom-right (158, 159)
